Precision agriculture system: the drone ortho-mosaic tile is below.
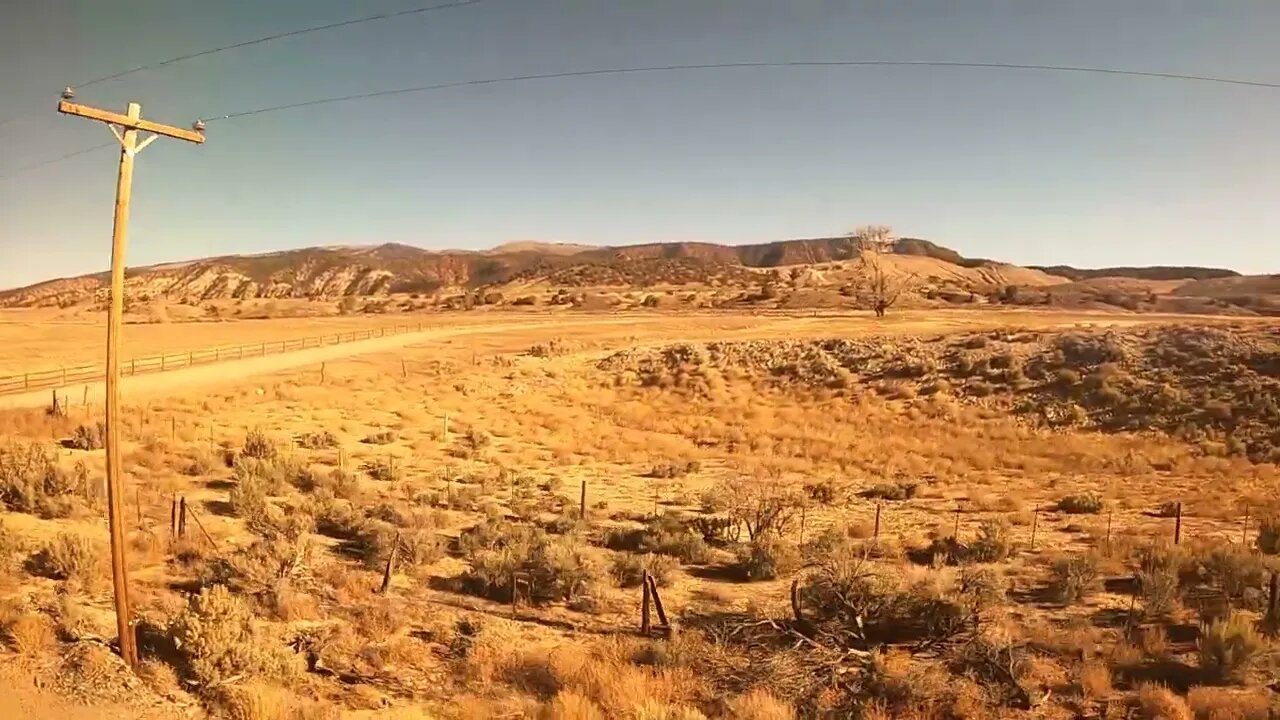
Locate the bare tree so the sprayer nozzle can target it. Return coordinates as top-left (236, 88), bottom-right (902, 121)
top-left (848, 225), bottom-right (917, 317)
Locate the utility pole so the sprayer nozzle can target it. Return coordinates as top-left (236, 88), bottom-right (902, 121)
top-left (57, 94), bottom-right (204, 669)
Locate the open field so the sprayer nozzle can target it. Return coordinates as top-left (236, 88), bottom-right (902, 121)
top-left (0, 308), bottom-right (1277, 719)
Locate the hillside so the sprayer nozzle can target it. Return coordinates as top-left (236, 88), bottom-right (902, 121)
top-left (0, 236), bottom-right (1269, 316)
top-left (1029, 265), bottom-right (1240, 282)
top-left (0, 237), bottom-right (1008, 309)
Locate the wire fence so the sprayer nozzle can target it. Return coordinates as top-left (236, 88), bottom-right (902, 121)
top-left (0, 323), bottom-right (424, 397)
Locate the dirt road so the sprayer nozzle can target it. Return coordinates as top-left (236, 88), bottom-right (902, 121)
top-left (0, 308), bottom-right (1243, 412)
top-left (0, 316), bottom-right (642, 411)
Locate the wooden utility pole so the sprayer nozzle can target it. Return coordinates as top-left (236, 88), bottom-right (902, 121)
top-left (57, 96), bottom-right (204, 669)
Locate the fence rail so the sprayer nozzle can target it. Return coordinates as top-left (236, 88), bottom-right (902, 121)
top-left (0, 323), bottom-right (424, 397)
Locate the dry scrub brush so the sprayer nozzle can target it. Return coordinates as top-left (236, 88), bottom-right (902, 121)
top-left (170, 584), bottom-right (298, 689)
top-left (0, 441), bottom-right (90, 518)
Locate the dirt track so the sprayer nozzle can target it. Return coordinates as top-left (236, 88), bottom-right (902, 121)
top-left (0, 309), bottom-right (1250, 413)
top-left (0, 317), bottom-right (642, 411)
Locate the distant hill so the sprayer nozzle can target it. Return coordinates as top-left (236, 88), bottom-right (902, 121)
top-left (0, 236), bottom-right (1267, 316)
top-left (1029, 265), bottom-right (1240, 282)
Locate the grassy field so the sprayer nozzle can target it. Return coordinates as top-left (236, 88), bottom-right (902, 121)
top-left (0, 308), bottom-right (1277, 719)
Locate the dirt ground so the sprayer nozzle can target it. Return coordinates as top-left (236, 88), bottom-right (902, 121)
top-left (0, 307), bottom-right (1276, 719)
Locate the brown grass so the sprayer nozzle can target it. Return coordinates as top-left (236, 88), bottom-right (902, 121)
top-left (0, 312), bottom-right (1276, 719)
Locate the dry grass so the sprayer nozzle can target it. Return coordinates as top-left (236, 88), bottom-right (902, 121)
top-left (1185, 686), bottom-right (1273, 720)
top-left (1135, 683), bottom-right (1193, 720)
top-left (0, 312), bottom-right (1276, 719)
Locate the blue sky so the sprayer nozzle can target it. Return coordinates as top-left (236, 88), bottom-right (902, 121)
top-left (1, 1), bottom-right (1277, 290)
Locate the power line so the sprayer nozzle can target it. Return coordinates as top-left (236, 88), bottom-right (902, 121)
top-left (0, 142), bottom-right (116, 180)
top-left (205, 59), bottom-right (1279, 121)
top-left (8, 58), bottom-right (1277, 179)
top-left (0, 0), bottom-right (485, 129)
top-left (77, 0), bottom-right (485, 89)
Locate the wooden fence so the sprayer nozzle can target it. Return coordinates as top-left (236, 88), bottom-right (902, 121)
top-left (0, 323), bottom-right (424, 397)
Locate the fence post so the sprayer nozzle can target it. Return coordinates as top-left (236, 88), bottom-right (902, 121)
top-left (647, 574), bottom-right (668, 628)
top-left (62, 366), bottom-right (67, 385)
top-left (160, 354), bottom-right (165, 371)
top-left (1030, 506), bottom-right (1039, 551)
top-left (1242, 506), bottom-right (1250, 546)
top-left (1268, 572), bottom-right (1279, 627)
top-left (131, 358), bottom-right (136, 375)
top-left (24, 372), bottom-right (28, 389)
top-left (1174, 502), bottom-right (1183, 545)
top-left (380, 532), bottom-right (400, 594)
top-left (188, 351), bottom-right (193, 367)
top-left (178, 497), bottom-right (187, 539)
top-left (641, 571), bottom-right (652, 635)
top-left (874, 503), bottom-right (882, 538)
top-left (580, 480), bottom-right (587, 520)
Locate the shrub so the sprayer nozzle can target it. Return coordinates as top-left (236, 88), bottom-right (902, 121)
top-left (804, 480), bottom-right (837, 504)
top-left (1057, 493), bottom-right (1104, 515)
top-left (724, 689), bottom-right (795, 720)
top-left (732, 536), bottom-right (801, 581)
top-left (647, 461), bottom-right (699, 479)
top-left (462, 522), bottom-right (602, 605)
top-left (0, 442), bottom-right (86, 518)
top-left (364, 457), bottom-right (401, 483)
top-left (1049, 552), bottom-right (1101, 604)
top-left (861, 482), bottom-right (918, 501)
top-left (0, 608), bottom-right (56, 656)
top-left (1077, 661), bottom-right (1112, 699)
top-left (185, 449), bottom-right (217, 476)
top-left (233, 454), bottom-right (301, 496)
top-left (170, 585), bottom-right (295, 687)
top-left (1186, 686), bottom-right (1272, 720)
top-left (68, 422), bottom-right (105, 451)
top-left (1198, 613), bottom-right (1269, 684)
top-left (957, 565), bottom-right (1006, 614)
top-left (1256, 517), bottom-right (1280, 555)
top-left (717, 480), bottom-right (806, 541)
top-left (604, 515), bottom-right (709, 564)
top-left (229, 475), bottom-right (271, 528)
top-left (1192, 542), bottom-right (1268, 606)
top-left (1134, 683), bottom-right (1192, 720)
top-left (296, 431), bottom-right (338, 450)
top-left (1054, 368), bottom-right (1082, 385)
top-left (346, 519), bottom-right (443, 571)
top-left (610, 553), bottom-right (678, 588)
top-left (969, 518), bottom-right (1013, 563)
top-left (242, 428), bottom-right (277, 460)
top-left (1137, 543), bottom-right (1183, 617)
top-left (362, 431), bottom-right (397, 445)
top-left (27, 533), bottom-right (103, 589)
top-left (796, 557), bottom-right (970, 647)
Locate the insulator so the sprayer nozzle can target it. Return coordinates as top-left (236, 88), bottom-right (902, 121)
top-left (61, 87), bottom-right (76, 100)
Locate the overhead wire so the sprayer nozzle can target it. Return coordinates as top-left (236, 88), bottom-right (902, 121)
top-left (6, 59), bottom-right (1277, 179)
top-left (0, 142), bottom-right (117, 180)
top-left (204, 60), bottom-right (1280, 122)
top-left (74, 0), bottom-right (485, 89)
top-left (0, 0), bottom-right (486, 129)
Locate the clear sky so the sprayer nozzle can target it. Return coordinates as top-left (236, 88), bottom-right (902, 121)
top-left (1, 1), bottom-right (1277, 290)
